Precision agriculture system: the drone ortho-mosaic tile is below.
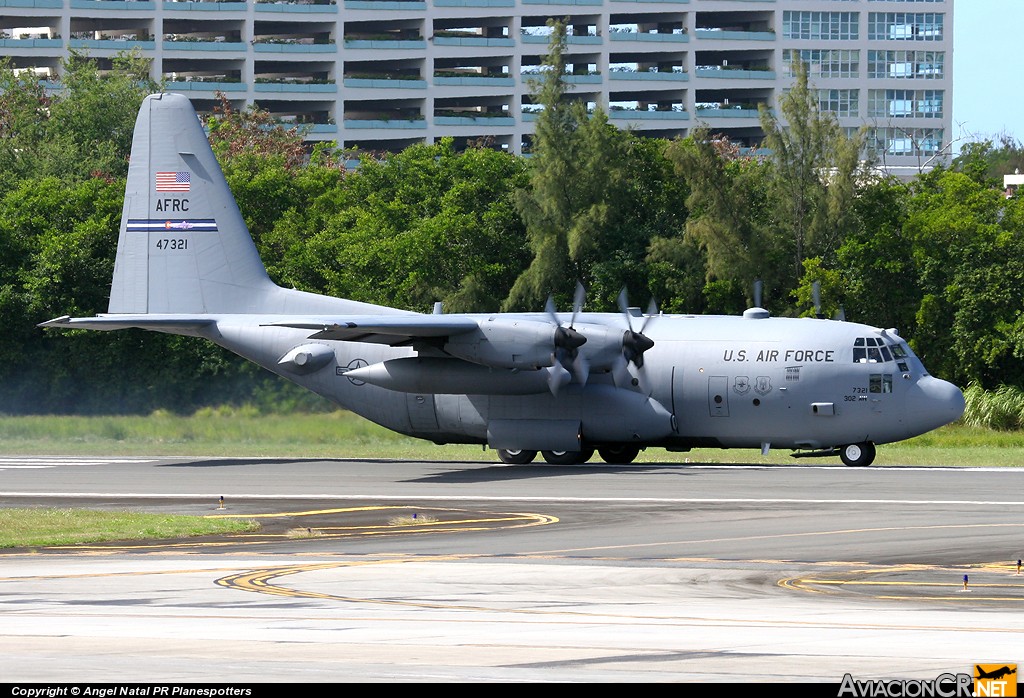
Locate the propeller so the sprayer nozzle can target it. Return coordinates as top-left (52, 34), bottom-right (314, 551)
top-left (543, 282), bottom-right (589, 395)
top-left (614, 288), bottom-right (657, 392)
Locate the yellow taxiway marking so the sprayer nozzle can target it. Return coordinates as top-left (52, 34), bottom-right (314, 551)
top-left (520, 521), bottom-right (1024, 557)
top-left (9, 506), bottom-right (556, 554)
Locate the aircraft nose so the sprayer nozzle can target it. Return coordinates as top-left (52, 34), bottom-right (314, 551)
top-left (908, 376), bottom-right (965, 432)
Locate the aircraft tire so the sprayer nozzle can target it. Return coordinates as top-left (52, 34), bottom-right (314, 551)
top-left (598, 445), bottom-right (641, 464)
top-left (542, 449), bottom-right (594, 465)
top-left (497, 449), bottom-right (537, 465)
top-left (840, 441), bottom-right (876, 467)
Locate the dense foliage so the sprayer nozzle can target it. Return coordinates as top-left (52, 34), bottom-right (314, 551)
top-left (1, 50), bottom-right (1023, 415)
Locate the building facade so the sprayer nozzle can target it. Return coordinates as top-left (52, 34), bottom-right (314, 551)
top-left (0, 0), bottom-right (952, 166)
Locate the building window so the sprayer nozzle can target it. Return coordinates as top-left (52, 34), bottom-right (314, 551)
top-left (782, 12), bottom-right (859, 41)
top-left (817, 88), bottom-right (859, 117)
top-left (868, 13), bottom-right (944, 41)
top-left (867, 50), bottom-right (944, 79)
top-left (783, 49), bottom-right (860, 78)
top-left (868, 89), bottom-right (943, 118)
top-left (866, 127), bottom-right (944, 157)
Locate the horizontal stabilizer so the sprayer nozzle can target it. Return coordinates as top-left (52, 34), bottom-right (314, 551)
top-left (39, 314), bottom-right (216, 335)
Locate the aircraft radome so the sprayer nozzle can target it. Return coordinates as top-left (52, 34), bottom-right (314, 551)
top-left (40, 93), bottom-right (966, 467)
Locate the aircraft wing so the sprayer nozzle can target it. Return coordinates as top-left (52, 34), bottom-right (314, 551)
top-left (263, 315), bottom-right (481, 346)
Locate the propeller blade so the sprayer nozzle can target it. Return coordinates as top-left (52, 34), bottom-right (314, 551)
top-left (617, 287), bottom-right (633, 327)
top-left (611, 354), bottom-right (632, 389)
top-left (753, 279), bottom-right (763, 308)
top-left (544, 294), bottom-right (558, 324)
top-left (571, 282), bottom-right (585, 327)
top-left (616, 286), bottom-right (655, 374)
top-left (545, 363), bottom-right (571, 396)
top-left (640, 296), bottom-right (659, 333)
top-left (572, 353), bottom-right (590, 387)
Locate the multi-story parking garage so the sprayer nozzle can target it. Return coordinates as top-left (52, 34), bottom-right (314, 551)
top-left (0, 0), bottom-right (952, 166)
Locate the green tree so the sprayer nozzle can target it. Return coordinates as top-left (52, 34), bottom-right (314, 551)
top-left (283, 139), bottom-right (529, 312)
top-left (759, 60), bottom-right (865, 283)
top-left (835, 178), bottom-right (919, 331)
top-left (661, 131), bottom-right (782, 312)
top-left (0, 51), bottom-right (159, 189)
top-left (504, 19), bottom-right (630, 311)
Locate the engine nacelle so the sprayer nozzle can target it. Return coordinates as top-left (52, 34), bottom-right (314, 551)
top-left (575, 324), bottom-right (630, 371)
top-left (444, 318), bottom-right (560, 370)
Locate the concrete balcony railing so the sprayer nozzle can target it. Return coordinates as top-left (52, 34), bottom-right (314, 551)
top-left (255, 1), bottom-right (338, 13)
top-left (433, 36), bottom-right (516, 47)
top-left (162, 0), bottom-right (247, 11)
top-left (253, 42), bottom-right (337, 53)
top-left (609, 70), bottom-right (688, 81)
top-left (695, 29), bottom-right (776, 42)
top-left (695, 67), bottom-right (776, 80)
top-left (70, 39), bottom-right (157, 49)
top-left (344, 118), bottom-right (428, 129)
top-left (344, 38), bottom-right (427, 49)
top-left (165, 80), bottom-right (246, 91)
top-left (609, 31), bottom-right (688, 43)
top-left (344, 0), bottom-right (426, 8)
top-left (343, 77), bottom-right (426, 89)
top-left (433, 0), bottom-right (513, 6)
top-left (695, 107), bottom-right (763, 118)
top-left (256, 81), bottom-right (340, 92)
top-left (0, 38), bottom-right (63, 48)
top-left (71, 0), bottom-right (156, 9)
top-left (608, 108), bottom-right (690, 120)
top-left (433, 75), bottom-right (515, 86)
top-left (521, 0), bottom-right (601, 5)
top-left (163, 40), bottom-right (246, 51)
top-left (434, 114), bottom-right (515, 126)
top-left (521, 33), bottom-right (602, 45)
top-left (0, 0), bottom-right (63, 7)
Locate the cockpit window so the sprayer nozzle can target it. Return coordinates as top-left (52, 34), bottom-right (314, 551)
top-left (853, 337), bottom-right (901, 364)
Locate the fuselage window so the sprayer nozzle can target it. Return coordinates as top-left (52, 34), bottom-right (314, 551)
top-left (870, 373), bottom-right (893, 393)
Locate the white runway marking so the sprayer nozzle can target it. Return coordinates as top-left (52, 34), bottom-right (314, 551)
top-left (0, 457), bottom-right (156, 466)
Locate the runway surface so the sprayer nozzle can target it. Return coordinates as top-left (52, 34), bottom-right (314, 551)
top-left (2, 455), bottom-right (1023, 682)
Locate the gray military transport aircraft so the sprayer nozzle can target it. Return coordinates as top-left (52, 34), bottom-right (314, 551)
top-left (40, 93), bottom-right (966, 467)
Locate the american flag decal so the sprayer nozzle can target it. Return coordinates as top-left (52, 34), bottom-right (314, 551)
top-left (156, 171), bottom-right (190, 192)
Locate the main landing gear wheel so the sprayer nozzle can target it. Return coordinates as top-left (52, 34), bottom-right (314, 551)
top-left (597, 445), bottom-right (641, 464)
top-left (840, 441), bottom-right (876, 467)
top-left (497, 448), bottom-right (537, 465)
top-left (541, 449), bottom-right (594, 465)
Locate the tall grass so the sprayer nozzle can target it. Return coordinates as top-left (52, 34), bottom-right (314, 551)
top-left (962, 384), bottom-right (1024, 430)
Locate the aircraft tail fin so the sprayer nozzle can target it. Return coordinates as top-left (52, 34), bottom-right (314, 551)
top-left (109, 92), bottom-right (276, 314)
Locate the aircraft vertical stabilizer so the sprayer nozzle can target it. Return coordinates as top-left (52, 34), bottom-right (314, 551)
top-left (109, 92), bottom-right (276, 314)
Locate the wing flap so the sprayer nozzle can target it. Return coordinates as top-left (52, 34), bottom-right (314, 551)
top-left (263, 315), bottom-right (480, 345)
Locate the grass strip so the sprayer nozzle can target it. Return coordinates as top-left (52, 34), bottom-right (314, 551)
top-left (0, 412), bottom-right (1022, 465)
top-left (0, 508), bottom-right (260, 548)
